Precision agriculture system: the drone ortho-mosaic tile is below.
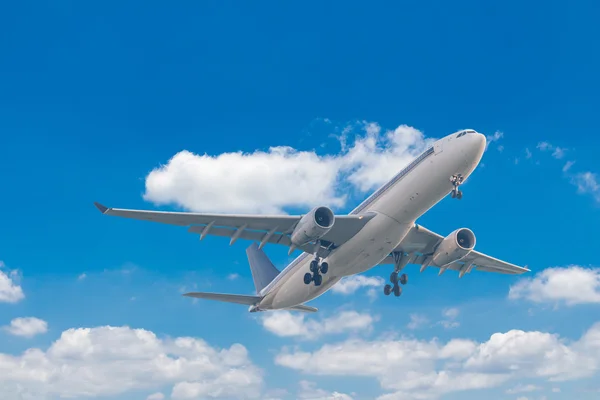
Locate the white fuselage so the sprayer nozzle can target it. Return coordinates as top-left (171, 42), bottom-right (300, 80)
top-left (257, 130), bottom-right (487, 310)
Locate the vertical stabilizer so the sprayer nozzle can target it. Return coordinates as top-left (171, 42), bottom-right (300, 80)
top-left (246, 242), bottom-right (281, 294)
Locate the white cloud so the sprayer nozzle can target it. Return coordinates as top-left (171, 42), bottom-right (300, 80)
top-left (439, 308), bottom-right (460, 329)
top-left (525, 148), bottom-right (533, 159)
top-left (2, 317), bottom-right (48, 338)
top-left (260, 310), bottom-right (375, 340)
top-left (227, 273), bottom-right (240, 281)
top-left (407, 314), bottom-right (429, 330)
top-left (0, 263), bottom-right (24, 304)
top-left (509, 266), bottom-right (600, 306)
top-left (536, 141), bottom-right (567, 159)
top-left (563, 161), bottom-right (575, 172)
top-left (142, 122), bottom-right (434, 213)
top-left (571, 172), bottom-right (600, 201)
top-left (506, 384), bottom-right (542, 394)
top-left (146, 393), bottom-right (165, 400)
top-left (275, 321), bottom-right (600, 400)
top-left (331, 275), bottom-right (385, 295)
top-left (552, 147), bottom-right (566, 159)
top-left (537, 142), bottom-right (552, 152)
top-left (77, 273), bottom-right (87, 281)
top-left (442, 308), bottom-right (459, 319)
top-left (485, 131), bottom-right (504, 151)
top-left (298, 380), bottom-right (354, 400)
top-left (0, 325), bottom-right (262, 400)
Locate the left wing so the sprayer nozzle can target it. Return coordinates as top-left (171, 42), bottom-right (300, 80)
top-left (94, 202), bottom-right (375, 256)
top-left (379, 224), bottom-right (529, 276)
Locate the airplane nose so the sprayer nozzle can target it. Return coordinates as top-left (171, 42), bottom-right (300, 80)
top-left (469, 132), bottom-right (486, 161)
top-left (476, 132), bottom-right (486, 152)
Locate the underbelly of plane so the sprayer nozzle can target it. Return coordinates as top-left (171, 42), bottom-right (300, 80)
top-left (262, 213), bottom-right (410, 309)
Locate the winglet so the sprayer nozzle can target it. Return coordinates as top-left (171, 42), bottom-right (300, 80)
top-left (94, 202), bottom-right (109, 214)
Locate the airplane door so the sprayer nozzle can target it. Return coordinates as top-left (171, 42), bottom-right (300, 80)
top-left (434, 139), bottom-right (443, 154)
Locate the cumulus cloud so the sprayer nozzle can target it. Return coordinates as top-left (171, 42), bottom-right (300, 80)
top-left (509, 266), bottom-right (600, 306)
top-left (2, 317), bottom-right (48, 338)
top-left (331, 275), bottom-right (385, 295)
top-left (0, 262), bottom-right (24, 304)
top-left (298, 380), bottom-right (354, 400)
top-left (260, 310), bottom-right (375, 340)
top-left (0, 325), bottom-right (262, 400)
top-left (146, 393), bottom-right (165, 400)
top-left (143, 122), bottom-right (435, 213)
top-left (275, 321), bottom-right (600, 400)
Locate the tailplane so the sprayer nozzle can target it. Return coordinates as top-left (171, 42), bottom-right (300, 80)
top-left (246, 242), bottom-right (281, 294)
top-left (183, 292), bottom-right (260, 305)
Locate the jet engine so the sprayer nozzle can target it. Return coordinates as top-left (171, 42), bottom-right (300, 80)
top-left (431, 228), bottom-right (476, 267)
top-left (290, 206), bottom-right (335, 247)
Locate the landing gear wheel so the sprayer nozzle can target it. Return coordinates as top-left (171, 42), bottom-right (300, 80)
top-left (450, 174), bottom-right (464, 200)
top-left (310, 260), bottom-right (319, 273)
top-left (313, 274), bottom-right (323, 286)
top-left (393, 284), bottom-right (402, 297)
top-left (303, 273), bottom-right (313, 285)
top-left (320, 262), bottom-right (329, 274)
top-left (384, 284), bottom-right (392, 296)
top-left (399, 273), bottom-right (408, 285)
top-left (390, 271), bottom-right (399, 284)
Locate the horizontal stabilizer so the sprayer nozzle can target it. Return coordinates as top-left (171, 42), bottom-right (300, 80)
top-left (285, 304), bottom-right (318, 313)
top-left (183, 292), bottom-right (261, 305)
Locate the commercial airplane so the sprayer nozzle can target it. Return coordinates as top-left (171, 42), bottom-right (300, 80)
top-left (94, 129), bottom-right (529, 313)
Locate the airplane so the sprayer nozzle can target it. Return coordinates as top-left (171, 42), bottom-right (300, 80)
top-left (94, 128), bottom-right (529, 313)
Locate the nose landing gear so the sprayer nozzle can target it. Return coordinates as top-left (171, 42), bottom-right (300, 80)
top-left (450, 174), bottom-right (464, 199)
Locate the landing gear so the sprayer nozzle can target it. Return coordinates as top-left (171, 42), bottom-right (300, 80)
top-left (384, 252), bottom-right (409, 297)
top-left (304, 256), bottom-right (329, 287)
top-left (450, 174), bottom-right (464, 200)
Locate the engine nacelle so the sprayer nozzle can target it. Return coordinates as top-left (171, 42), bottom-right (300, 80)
top-left (290, 206), bottom-right (335, 247)
top-left (431, 228), bottom-right (476, 267)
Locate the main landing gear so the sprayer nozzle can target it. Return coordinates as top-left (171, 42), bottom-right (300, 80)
top-left (450, 174), bottom-right (464, 200)
top-left (304, 240), bottom-right (329, 287)
top-left (384, 251), bottom-right (409, 297)
top-left (304, 258), bottom-right (329, 287)
top-left (384, 271), bottom-right (408, 297)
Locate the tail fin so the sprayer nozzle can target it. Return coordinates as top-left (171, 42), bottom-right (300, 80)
top-left (246, 242), bottom-right (280, 294)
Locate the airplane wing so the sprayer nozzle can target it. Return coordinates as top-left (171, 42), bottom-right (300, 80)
top-left (94, 202), bottom-right (375, 256)
top-left (378, 224), bottom-right (529, 276)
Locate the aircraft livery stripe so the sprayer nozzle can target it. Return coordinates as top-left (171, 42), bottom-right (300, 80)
top-left (260, 146), bottom-right (435, 295)
top-left (349, 146), bottom-right (435, 215)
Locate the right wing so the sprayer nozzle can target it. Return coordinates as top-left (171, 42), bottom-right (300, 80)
top-left (379, 224), bottom-right (529, 276)
top-left (94, 202), bottom-right (375, 256)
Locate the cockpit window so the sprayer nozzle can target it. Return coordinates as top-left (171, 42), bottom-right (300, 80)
top-left (457, 130), bottom-right (476, 137)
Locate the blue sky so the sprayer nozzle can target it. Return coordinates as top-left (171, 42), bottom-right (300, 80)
top-left (1, 1), bottom-right (599, 399)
